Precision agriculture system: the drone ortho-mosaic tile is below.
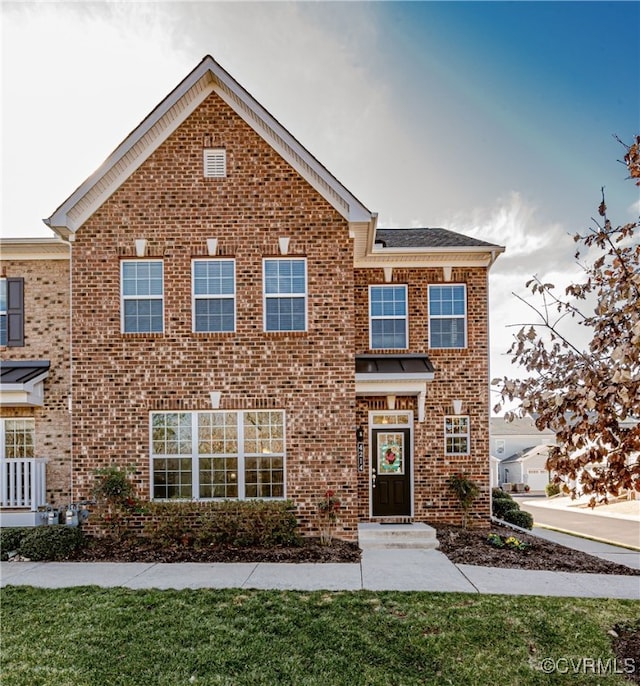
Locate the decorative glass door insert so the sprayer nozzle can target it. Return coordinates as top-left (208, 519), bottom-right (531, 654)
top-left (377, 432), bottom-right (404, 474)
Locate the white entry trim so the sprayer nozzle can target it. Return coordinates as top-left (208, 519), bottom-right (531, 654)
top-left (356, 380), bottom-right (427, 422)
top-left (368, 410), bottom-right (414, 519)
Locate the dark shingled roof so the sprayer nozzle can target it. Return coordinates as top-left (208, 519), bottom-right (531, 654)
top-left (375, 227), bottom-right (501, 249)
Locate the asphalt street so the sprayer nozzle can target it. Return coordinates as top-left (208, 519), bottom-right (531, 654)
top-left (517, 497), bottom-right (640, 550)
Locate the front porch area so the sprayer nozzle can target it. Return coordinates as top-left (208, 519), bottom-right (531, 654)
top-left (0, 458), bottom-right (48, 527)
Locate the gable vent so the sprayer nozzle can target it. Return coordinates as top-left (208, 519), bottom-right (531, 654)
top-left (203, 148), bottom-right (226, 178)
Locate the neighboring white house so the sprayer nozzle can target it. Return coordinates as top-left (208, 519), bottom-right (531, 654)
top-left (498, 444), bottom-right (554, 492)
top-left (490, 416), bottom-right (555, 490)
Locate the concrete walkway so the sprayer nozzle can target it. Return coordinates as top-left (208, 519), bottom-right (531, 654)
top-left (2, 545), bottom-right (639, 599)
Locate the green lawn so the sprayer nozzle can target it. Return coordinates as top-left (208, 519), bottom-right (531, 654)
top-left (1, 587), bottom-right (638, 685)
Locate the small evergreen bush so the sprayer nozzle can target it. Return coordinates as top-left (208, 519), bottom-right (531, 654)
top-left (491, 487), bottom-right (534, 529)
top-left (0, 527), bottom-right (29, 561)
top-left (18, 526), bottom-right (85, 561)
top-left (501, 508), bottom-right (534, 530)
top-left (492, 497), bottom-right (520, 520)
top-left (545, 482), bottom-right (561, 497)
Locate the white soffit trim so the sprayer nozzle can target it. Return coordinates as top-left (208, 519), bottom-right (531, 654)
top-left (0, 238), bottom-right (70, 260)
top-left (44, 55), bottom-right (374, 235)
top-left (0, 372), bottom-right (49, 407)
top-left (356, 379), bottom-right (429, 422)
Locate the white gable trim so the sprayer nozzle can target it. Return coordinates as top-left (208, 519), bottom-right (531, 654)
top-left (44, 56), bottom-right (373, 237)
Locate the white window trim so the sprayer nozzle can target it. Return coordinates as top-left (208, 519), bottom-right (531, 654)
top-left (1, 418), bottom-right (35, 460)
top-left (203, 148), bottom-right (227, 178)
top-left (121, 260), bottom-right (164, 334)
top-left (149, 410), bottom-right (287, 501)
top-left (368, 284), bottom-right (409, 350)
top-left (428, 283), bottom-right (467, 349)
top-left (444, 415), bottom-right (470, 456)
top-left (262, 258), bottom-right (308, 332)
top-left (191, 258), bottom-right (236, 333)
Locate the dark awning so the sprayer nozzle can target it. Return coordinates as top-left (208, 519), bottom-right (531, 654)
top-left (355, 354), bottom-right (435, 379)
top-left (0, 360), bottom-right (50, 406)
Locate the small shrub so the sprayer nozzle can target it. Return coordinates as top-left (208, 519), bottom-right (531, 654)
top-left (447, 473), bottom-right (480, 528)
top-left (545, 482), bottom-right (561, 497)
top-left (492, 497), bottom-right (520, 520)
top-left (492, 487), bottom-right (513, 501)
top-left (93, 466), bottom-right (134, 502)
top-left (501, 508), bottom-right (534, 530)
top-left (144, 500), bottom-right (301, 548)
top-left (18, 526), bottom-right (85, 561)
top-left (0, 528), bottom-right (29, 561)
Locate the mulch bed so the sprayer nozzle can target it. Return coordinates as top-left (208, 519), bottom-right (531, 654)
top-left (433, 523), bottom-right (640, 577)
top-left (67, 523), bottom-right (639, 576)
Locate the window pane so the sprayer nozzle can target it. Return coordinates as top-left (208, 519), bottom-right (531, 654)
top-left (151, 413), bottom-right (192, 455)
top-left (371, 319), bottom-right (406, 349)
top-left (122, 261), bottom-right (163, 296)
top-left (124, 299), bottom-right (163, 333)
top-left (265, 297), bottom-right (305, 331)
top-left (371, 286), bottom-right (406, 317)
top-left (3, 419), bottom-right (35, 459)
top-left (244, 455), bottom-right (284, 499)
top-left (198, 412), bottom-right (237, 454)
top-left (264, 259), bottom-right (306, 294)
top-left (195, 299), bottom-right (234, 333)
top-left (199, 456), bottom-right (238, 498)
top-left (431, 319), bottom-right (465, 348)
top-left (0, 279), bottom-right (6, 310)
top-left (243, 411), bottom-right (284, 455)
top-left (152, 457), bottom-right (192, 499)
top-left (193, 260), bottom-right (234, 296)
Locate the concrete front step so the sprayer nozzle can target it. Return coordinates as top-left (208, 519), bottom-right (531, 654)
top-left (358, 522), bottom-right (439, 550)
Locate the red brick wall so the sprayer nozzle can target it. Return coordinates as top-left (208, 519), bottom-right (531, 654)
top-left (69, 91), bottom-right (358, 538)
top-left (0, 257), bottom-right (71, 505)
top-left (355, 267), bottom-right (491, 526)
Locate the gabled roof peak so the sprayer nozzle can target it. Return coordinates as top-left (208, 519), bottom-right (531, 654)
top-left (44, 54), bottom-right (375, 238)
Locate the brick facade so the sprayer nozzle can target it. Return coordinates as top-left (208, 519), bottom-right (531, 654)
top-left (355, 267), bottom-right (491, 527)
top-left (0, 254), bottom-right (71, 506)
top-left (2, 57), bottom-right (500, 538)
top-left (69, 91), bottom-right (358, 538)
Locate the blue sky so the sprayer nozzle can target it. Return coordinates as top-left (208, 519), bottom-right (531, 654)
top-left (2, 1), bottom-right (639, 388)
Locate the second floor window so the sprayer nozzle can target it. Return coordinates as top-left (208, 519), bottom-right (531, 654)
top-left (429, 284), bottom-right (467, 348)
top-left (193, 259), bottom-right (236, 332)
top-left (263, 258), bottom-right (307, 332)
top-left (121, 260), bottom-right (164, 333)
top-left (369, 285), bottom-right (408, 349)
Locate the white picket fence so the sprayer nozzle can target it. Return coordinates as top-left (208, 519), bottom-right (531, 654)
top-left (0, 458), bottom-right (47, 511)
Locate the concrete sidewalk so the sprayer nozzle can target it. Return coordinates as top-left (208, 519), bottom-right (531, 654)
top-left (2, 547), bottom-right (639, 599)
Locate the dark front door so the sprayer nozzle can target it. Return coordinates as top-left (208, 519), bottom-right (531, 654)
top-left (371, 428), bottom-right (411, 517)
